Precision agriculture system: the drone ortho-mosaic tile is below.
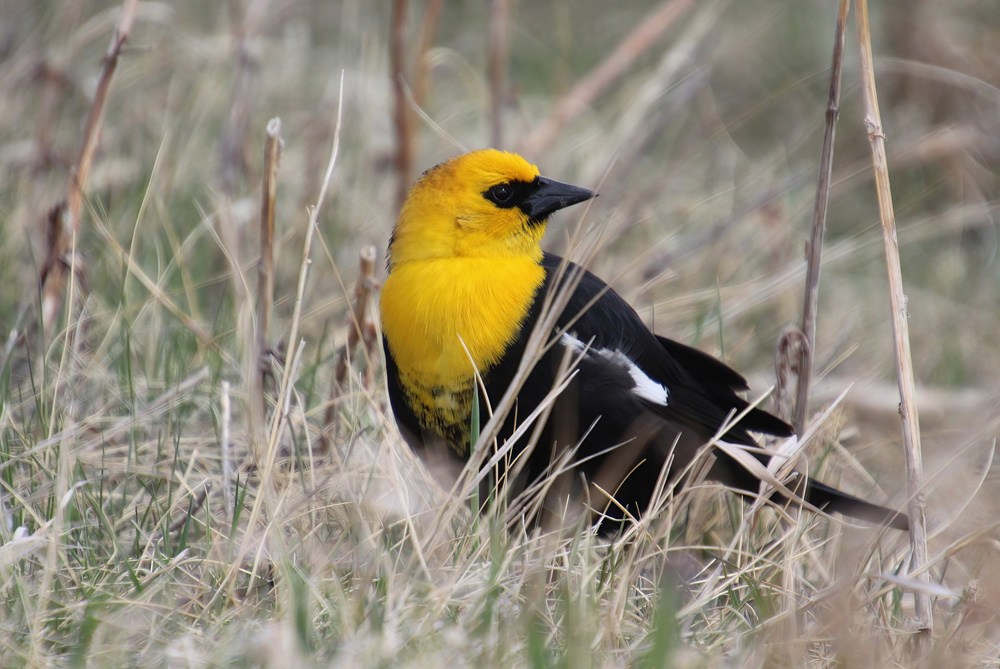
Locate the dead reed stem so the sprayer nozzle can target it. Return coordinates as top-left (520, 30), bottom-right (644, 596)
top-left (392, 0), bottom-right (414, 210)
top-left (854, 0), bottom-right (932, 635)
top-left (253, 118), bottom-right (282, 437)
top-left (794, 0), bottom-right (850, 436)
top-left (321, 245), bottom-right (380, 451)
top-left (520, 0), bottom-right (692, 158)
top-left (487, 0), bottom-right (511, 148)
top-left (334, 245), bottom-right (379, 390)
top-left (774, 326), bottom-right (808, 425)
top-left (40, 0), bottom-right (138, 338)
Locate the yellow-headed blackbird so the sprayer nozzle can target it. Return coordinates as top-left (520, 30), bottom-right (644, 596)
top-left (380, 149), bottom-right (907, 531)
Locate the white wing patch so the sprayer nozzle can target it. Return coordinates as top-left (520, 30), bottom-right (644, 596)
top-left (624, 362), bottom-right (671, 406)
top-left (560, 332), bottom-right (669, 406)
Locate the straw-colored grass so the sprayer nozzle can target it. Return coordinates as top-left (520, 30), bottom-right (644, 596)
top-left (1, 1), bottom-right (998, 666)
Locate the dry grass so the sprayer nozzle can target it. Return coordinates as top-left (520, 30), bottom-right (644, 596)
top-left (1, 1), bottom-right (999, 666)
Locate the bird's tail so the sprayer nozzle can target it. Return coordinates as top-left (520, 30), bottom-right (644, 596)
top-left (800, 479), bottom-right (910, 531)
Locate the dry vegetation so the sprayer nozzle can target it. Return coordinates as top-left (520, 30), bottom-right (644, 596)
top-left (1, 0), bottom-right (999, 666)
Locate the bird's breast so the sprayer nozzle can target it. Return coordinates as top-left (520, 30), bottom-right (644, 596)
top-left (380, 256), bottom-right (546, 446)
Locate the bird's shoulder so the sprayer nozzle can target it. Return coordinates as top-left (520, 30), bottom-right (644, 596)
top-left (538, 253), bottom-right (687, 384)
top-left (535, 253), bottom-right (792, 439)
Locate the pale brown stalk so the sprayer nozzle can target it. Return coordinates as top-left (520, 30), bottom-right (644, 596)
top-left (334, 245), bottom-right (379, 390)
top-left (253, 118), bottom-right (282, 436)
top-left (392, 0), bottom-right (414, 210)
top-left (40, 0), bottom-right (138, 338)
top-left (321, 245), bottom-right (380, 451)
top-left (794, 0), bottom-right (850, 436)
top-left (520, 0), bottom-right (692, 158)
top-left (774, 326), bottom-right (808, 425)
top-left (855, 0), bottom-right (931, 635)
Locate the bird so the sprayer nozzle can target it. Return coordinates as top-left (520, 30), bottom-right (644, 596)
top-left (379, 148), bottom-right (908, 532)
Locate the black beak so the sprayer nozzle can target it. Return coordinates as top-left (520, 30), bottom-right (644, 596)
top-left (522, 177), bottom-right (595, 223)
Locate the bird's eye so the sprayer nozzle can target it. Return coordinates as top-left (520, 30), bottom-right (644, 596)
top-left (484, 181), bottom-right (532, 208)
top-left (487, 183), bottom-right (514, 204)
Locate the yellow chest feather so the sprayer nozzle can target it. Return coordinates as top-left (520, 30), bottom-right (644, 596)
top-left (381, 256), bottom-right (545, 444)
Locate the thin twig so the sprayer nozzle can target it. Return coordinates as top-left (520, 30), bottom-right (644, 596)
top-left (855, 0), bottom-right (931, 635)
top-left (40, 0), bottom-right (139, 338)
top-left (168, 486), bottom-right (210, 536)
top-left (794, 0), bottom-right (850, 436)
top-left (520, 0), bottom-right (692, 158)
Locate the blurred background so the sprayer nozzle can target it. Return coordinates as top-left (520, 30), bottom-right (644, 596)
top-left (1, 0), bottom-right (998, 664)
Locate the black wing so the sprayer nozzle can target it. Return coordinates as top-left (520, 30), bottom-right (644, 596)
top-left (531, 254), bottom-right (905, 529)
top-left (539, 253), bottom-right (793, 445)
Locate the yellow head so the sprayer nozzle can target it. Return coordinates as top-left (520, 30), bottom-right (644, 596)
top-left (387, 149), bottom-right (593, 267)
